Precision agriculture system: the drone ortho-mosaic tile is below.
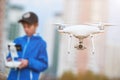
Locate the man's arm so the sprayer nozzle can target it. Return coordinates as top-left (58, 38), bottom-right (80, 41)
top-left (27, 42), bottom-right (48, 72)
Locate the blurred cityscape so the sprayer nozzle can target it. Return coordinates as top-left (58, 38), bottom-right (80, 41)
top-left (0, 0), bottom-right (120, 80)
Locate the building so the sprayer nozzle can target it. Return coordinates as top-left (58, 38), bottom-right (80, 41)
top-left (0, 0), bottom-right (6, 73)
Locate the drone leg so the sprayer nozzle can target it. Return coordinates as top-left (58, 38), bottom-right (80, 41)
top-left (90, 35), bottom-right (95, 54)
top-left (67, 34), bottom-right (72, 54)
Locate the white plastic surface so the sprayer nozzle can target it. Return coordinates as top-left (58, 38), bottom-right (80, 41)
top-left (5, 61), bottom-right (21, 68)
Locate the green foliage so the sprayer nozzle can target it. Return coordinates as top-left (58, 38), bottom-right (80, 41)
top-left (59, 71), bottom-right (76, 80)
top-left (59, 70), bottom-right (109, 80)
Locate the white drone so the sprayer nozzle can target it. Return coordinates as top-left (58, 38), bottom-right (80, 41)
top-left (55, 22), bottom-right (113, 54)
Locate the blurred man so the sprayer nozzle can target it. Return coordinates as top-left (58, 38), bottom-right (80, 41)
top-left (7, 11), bottom-right (48, 80)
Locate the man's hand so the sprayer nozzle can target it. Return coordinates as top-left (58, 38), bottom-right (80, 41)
top-left (18, 59), bottom-right (28, 69)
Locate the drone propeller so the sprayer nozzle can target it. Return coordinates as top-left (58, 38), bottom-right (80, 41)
top-left (53, 23), bottom-right (69, 30)
top-left (85, 22), bottom-right (116, 30)
top-left (102, 24), bottom-right (115, 26)
top-left (97, 22), bottom-right (115, 26)
top-left (85, 22), bottom-right (115, 26)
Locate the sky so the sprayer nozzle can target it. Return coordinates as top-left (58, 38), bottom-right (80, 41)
top-left (107, 0), bottom-right (120, 44)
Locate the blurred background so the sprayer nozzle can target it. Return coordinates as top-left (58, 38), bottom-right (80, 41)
top-left (0, 0), bottom-right (120, 80)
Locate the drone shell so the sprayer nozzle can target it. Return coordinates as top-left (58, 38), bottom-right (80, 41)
top-left (60, 25), bottom-right (103, 38)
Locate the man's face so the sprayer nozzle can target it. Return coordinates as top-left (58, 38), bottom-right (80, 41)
top-left (22, 22), bottom-right (38, 37)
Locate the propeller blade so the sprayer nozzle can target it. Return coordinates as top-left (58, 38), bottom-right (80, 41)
top-left (84, 22), bottom-right (116, 26)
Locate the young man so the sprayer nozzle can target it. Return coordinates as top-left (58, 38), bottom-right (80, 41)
top-left (7, 12), bottom-right (48, 80)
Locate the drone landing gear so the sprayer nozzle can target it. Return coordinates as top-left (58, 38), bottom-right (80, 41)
top-left (90, 34), bottom-right (95, 54)
top-left (67, 34), bottom-right (73, 54)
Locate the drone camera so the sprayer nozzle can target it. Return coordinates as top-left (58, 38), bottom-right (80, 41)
top-left (79, 45), bottom-right (83, 49)
top-left (74, 44), bottom-right (86, 50)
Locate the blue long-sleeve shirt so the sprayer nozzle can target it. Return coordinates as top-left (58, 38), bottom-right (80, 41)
top-left (7, 35), bottom-right (48, 80)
